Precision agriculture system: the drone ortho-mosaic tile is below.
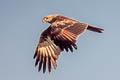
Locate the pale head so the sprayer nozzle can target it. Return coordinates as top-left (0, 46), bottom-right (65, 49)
top-left (42, 14), bottom-right (60, 24)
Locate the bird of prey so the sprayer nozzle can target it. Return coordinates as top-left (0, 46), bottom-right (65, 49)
top-left (33, 14), bottom-right (104, 73)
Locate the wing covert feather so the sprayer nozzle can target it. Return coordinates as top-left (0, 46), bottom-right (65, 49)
top-left (50, 21), bottom-right (88, 52)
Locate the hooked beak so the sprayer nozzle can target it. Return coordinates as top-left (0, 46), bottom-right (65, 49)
top-left (42, 19), bottom-right (45, 23)
top-left (42, 17), bottom-right (46, 23)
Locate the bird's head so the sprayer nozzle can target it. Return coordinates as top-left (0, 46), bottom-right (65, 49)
top-left (42, 14), bottom-right (60, 24)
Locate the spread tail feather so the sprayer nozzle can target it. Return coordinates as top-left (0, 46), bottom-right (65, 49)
top-left (87, 25), bottom-right (104, 33)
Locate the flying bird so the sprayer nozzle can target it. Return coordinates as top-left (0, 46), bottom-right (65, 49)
top-left (33, 14), bottom-right (104, 73)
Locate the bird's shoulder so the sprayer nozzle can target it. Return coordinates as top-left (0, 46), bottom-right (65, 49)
top-left (51, 17), bottom-right (79, 28)
top-left (40, 27), bottom-right (51, 42)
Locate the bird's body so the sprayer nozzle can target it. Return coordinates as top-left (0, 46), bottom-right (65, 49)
top-left (33, 14), bottom-right (104, 73)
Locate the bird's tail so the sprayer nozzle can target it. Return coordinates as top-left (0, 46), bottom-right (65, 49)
top-left (87, 25), bottom-right (104, 33)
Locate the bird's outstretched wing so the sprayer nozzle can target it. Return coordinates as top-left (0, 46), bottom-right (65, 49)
top-left (33, 36), bottom-right (61, 73)
top-left (51, 20), bottom-right (88, 52)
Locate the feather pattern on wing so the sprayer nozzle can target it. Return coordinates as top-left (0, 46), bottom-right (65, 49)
top-left (34, 36), bottom-right (61, 73)
top-left (51, 19), bottom-right (88, 52)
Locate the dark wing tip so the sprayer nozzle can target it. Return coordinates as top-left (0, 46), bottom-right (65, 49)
top-left (99, 29), bottom-right (104, 33)
top-left (33, 47), bottom-right (38, 59)
top-left (43, 57), bottom-right (47, 73)
top-left (87, 25), bottom-right (104, 33)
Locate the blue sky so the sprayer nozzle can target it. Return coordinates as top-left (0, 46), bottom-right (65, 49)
top-left (0, 0), bottom-right (120, 80)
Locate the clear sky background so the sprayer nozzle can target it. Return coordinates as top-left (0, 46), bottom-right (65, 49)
top-left (0, 0), bottom-right (120, 80)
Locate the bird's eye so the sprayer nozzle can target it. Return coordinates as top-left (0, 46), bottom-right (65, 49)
top-left (45, 17), bottom-right (48, 19)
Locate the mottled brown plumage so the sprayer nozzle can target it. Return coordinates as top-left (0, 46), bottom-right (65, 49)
top-left (33, 14), bottom-right (104, 73)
